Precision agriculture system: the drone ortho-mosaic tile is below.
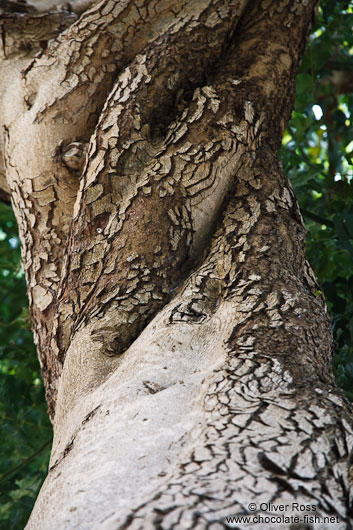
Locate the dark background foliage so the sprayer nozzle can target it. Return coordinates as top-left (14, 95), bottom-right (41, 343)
top-left (0, 204), bottom-right (52, 529)
top-left (281, 0), bottom-right (353, 399)
top-left (0, 1), bottom-right (352, 527)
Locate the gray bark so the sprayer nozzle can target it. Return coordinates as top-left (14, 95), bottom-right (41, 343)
top-left (0, 0), bottom-right (352, 528)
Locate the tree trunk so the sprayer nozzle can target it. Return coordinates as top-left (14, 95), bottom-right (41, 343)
top-left (1, 0), bottom-right (352, 528)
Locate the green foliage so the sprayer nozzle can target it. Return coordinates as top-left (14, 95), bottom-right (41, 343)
top-left (0, 203), bottom-right (52, 530)
top-left (0, 1), bottom-right (352, 528)
top-left (281, 0), bottom-right (353, 398)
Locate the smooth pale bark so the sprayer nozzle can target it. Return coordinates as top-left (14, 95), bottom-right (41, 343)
top-left (0, 0), bottom-right (352, 528)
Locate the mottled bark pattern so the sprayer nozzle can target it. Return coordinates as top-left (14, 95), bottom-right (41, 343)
top-left (113, 356), bottom-right (352, 529)
top-left (55, 0), bottom-right (250, 358)
top-left (0, 0), bottom-right (352, 528)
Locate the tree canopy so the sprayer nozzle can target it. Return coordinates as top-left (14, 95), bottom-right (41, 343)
top-left (0, 0), bottom-right (352, 528)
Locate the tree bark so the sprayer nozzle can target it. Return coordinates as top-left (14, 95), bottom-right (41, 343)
top-left (1, 0), bottom-right (352, 528)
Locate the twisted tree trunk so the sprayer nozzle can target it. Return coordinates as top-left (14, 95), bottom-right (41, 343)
top-left (1, 0), bottom-right (352, 528)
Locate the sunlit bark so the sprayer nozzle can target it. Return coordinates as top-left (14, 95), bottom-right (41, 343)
top-left (0, 0), bottom-right (352, 528)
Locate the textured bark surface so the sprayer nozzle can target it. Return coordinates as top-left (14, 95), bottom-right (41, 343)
top-left (0, 0), bottom-right (352, 528)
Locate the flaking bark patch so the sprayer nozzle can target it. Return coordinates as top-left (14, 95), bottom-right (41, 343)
top-left (2, 1), bottom-right (353, 528)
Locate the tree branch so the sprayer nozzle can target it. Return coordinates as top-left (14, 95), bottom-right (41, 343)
top-left (54, 0), bottom-right (320, 419)
top-left (2, 0), bottom-right (251, 418)
top-left (56, 0), bottom-right (251, 356)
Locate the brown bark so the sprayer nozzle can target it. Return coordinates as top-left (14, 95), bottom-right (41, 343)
top-left (1, 0), bottom-right (352, 528)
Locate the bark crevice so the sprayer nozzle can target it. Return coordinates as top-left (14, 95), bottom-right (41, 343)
top-left (1, 0), bottom-right (352, 528)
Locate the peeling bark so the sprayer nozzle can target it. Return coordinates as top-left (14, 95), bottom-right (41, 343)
top-left (0, 0), bottom-right (352, 528)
